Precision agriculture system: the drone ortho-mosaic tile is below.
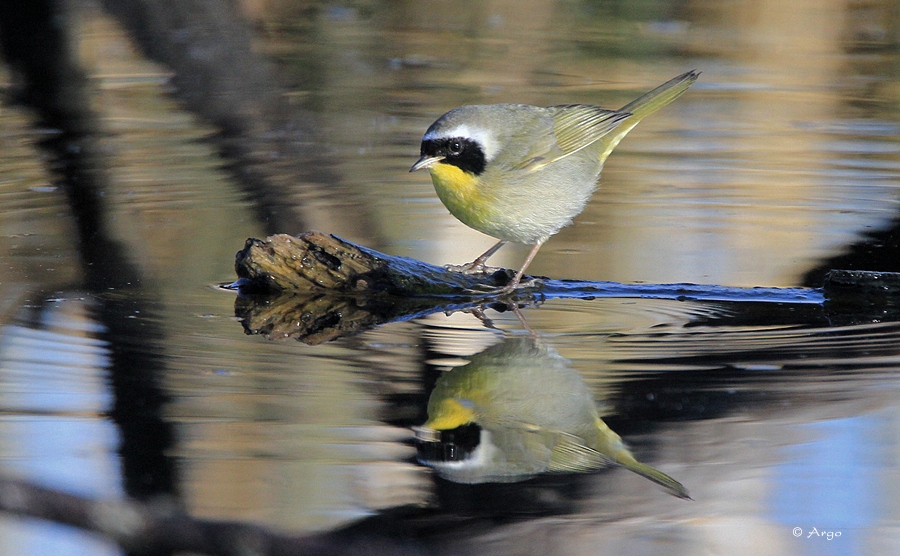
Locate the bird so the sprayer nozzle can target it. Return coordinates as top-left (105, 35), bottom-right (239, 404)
top-left (410, 70), bottom-right (700, 294)
top-left (414, 336), bottom-right (690, 498)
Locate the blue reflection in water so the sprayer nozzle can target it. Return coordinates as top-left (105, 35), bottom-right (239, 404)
top-left (0, 303), bottom-right (122, 556)
top-left (772, 415), bottom-right (881, 556)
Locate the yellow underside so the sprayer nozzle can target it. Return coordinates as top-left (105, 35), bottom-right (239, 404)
top-left (429, 163), bottom-right (493, 232)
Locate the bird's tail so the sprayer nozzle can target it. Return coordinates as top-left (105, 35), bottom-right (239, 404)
top-left (598, 70), bottom-right (700, 162)
top-left (593, 417), bottom-right (692, 499)
top-left (619, 70), bottom-right (700, 120)
top-left (615, 454), bottom-right (692, 500)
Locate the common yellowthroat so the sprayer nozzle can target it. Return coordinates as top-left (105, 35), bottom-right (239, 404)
top-left (414, 337), bottom-right (689, 498)
top-left (411, 70), bottom-right (700, 293)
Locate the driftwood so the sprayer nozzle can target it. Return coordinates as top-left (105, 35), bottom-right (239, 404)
top-left (231, 232), bottom-right (538, 344)
top-left (233, 232), bottom-right (524, 296)
top-left (232, 232), bottom-right (828, 301)
top-left (230, 232), bottom-right (900, 343)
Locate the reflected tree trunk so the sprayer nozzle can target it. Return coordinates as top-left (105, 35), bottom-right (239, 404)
top-left (0, 0), bottom-right (178, 500)
top-left (98, 0), bottom-right (379, 241)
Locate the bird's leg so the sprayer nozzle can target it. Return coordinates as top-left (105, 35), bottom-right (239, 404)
top-left (497, 238), bottom-right (545, 294)
top-left (511, 304), bottom-right (537, 338)
top-left (445, 240), bottom-right (507, 274)
top-left (463, 305), bottom-right (496, 329)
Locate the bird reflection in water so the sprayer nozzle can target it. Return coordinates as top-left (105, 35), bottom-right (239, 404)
top-left (415, 337), bottom-right (690, 499)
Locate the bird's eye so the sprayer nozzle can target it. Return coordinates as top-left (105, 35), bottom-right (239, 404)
top-left (448, 140), bottom-right (463, 155)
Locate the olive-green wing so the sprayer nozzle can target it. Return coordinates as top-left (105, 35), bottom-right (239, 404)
top-left (510, 106), bottom-right (630, 171)
top-left (547, 426), bottom-right (692, 499)
top-left (547, 432), bottom-right (614, 472)
top-left (550, 105), bottom-right (631, 155)
top-left (508, 70), bottom-right (699, 172)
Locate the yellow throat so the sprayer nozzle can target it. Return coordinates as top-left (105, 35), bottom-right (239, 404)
top-left (429, 163), bottom-right (493, 231)
top-left (424, 397), bottom-right (476, 431)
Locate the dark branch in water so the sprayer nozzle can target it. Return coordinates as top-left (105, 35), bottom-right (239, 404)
top-left (231, 232), bottom-right (900, 343)
top-left (233, 232), bottom-right (519, 296)
top-left (0, 476), bottom-right (425, 556)
top-left (232, 232), bottom-right (825, 302)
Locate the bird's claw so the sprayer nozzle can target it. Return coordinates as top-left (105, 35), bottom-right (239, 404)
top-left (444, 262), bottom-right (501, 275)
top-left (462, 277), bottom-right (544, 296)
top-left (461, 283), bottom-right (500, 295)
top-left (461, 306), bottom-right (496, 328)
top-left (514, 277), bottom-right (544, 290)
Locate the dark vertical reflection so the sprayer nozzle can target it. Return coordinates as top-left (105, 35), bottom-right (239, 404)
top-left (98, 0), bottom-right (380, 241)
top-left (0, 0), bottom-right (177, 501)
top-left (98, 0), bottom-right (300, 233)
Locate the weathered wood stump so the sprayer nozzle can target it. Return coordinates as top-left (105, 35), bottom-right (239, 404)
top-left (233, 231), bottom-right (523, 296)
top-left (231, 232), bottom-right (536, 343)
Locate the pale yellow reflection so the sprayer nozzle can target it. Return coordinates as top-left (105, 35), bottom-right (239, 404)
top-left (416, 336), bottom-right (689, 498)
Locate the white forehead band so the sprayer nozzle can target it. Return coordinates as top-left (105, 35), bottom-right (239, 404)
top-left (424, 124), bottom-right (500, 162)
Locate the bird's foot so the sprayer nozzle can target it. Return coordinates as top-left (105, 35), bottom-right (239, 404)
top-left (461, 306), bottom-right (497, 329)
top-left (462, 275), bottom-right (544, 296)
top-left (511, 276), bottom-right (544, 291)
top-left (461, 282), bottom-right (502, 295)
top-left (492, 276), bottom-right (544, 295)
top-left (444, 261), bottom-right (501, 275)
